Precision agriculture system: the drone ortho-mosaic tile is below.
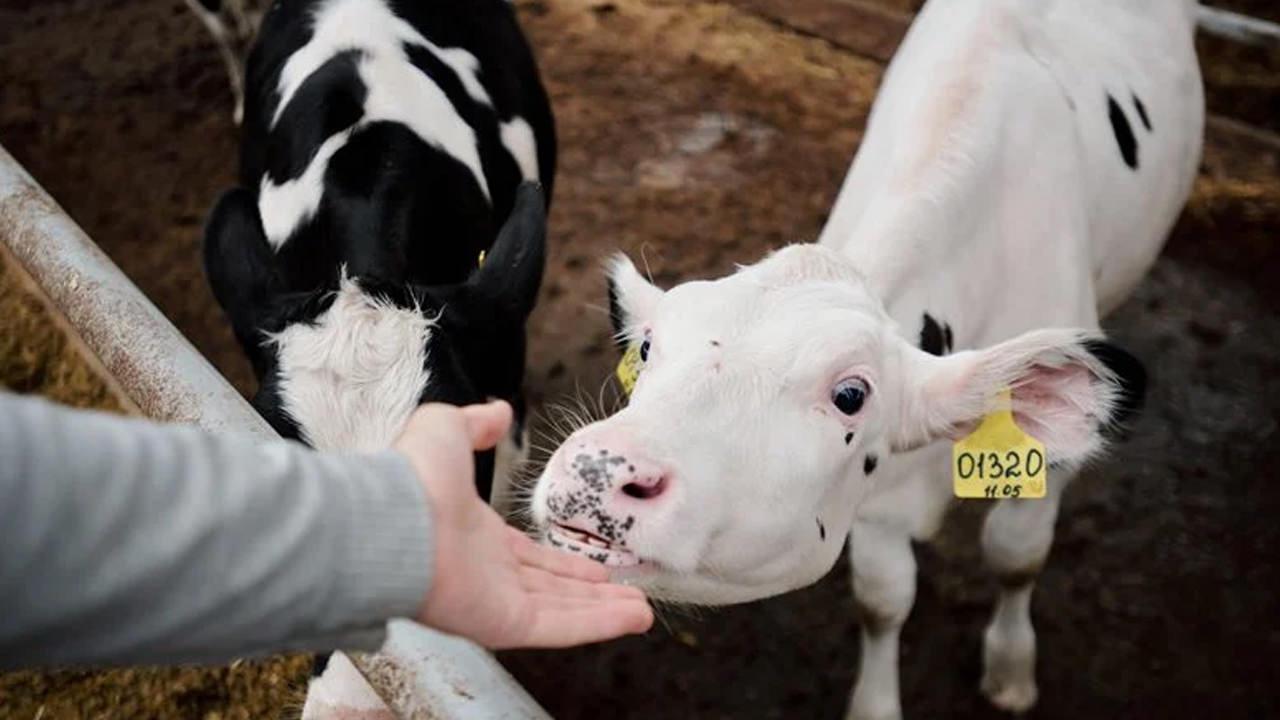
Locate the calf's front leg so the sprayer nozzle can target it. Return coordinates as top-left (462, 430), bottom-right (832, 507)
top-left (978, 484), bottom-right (1066, 713)
top-left (846, 520), bottom-right (916, 720)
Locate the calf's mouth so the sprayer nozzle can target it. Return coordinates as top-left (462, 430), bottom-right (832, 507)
top-left (546, 522), bottom-right (643, 568)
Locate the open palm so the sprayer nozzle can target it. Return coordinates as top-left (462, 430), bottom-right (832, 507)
top-left (395, 402), bottom-right (653, 649)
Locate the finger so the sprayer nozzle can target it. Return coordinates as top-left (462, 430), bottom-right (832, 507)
top-left (461, 401), bottom-right (513, 451)
top-left (507, 529), bottom-right (611, 582)
top-left (519, 566), bottom-right (647, 600)
top-left (494, 596), bottom-right (654, 650)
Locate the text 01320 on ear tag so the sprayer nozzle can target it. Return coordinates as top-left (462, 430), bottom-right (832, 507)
top-left (953, 390), bottom-right (1047, 499)
top-left (616, 343), bottom-right (642, 396)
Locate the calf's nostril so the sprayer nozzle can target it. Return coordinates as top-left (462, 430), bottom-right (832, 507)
top-left (621, 476), bottom-right (666, 500)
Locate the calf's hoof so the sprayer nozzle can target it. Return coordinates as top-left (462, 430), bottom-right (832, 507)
top-left (980, 674), bottom-right (1038, 714)
top-left (845, 695), bottom-right (903, 720)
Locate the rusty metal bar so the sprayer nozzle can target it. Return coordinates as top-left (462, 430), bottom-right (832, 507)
top-left (0, 142), bottom-right (550, 719)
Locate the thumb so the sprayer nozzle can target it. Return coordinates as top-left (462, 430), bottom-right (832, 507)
top-left (460, 400), bottom-right (513, 451)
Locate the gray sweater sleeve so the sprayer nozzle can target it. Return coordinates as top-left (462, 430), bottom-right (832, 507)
top-left (0, 391), bottom-right (434, 669)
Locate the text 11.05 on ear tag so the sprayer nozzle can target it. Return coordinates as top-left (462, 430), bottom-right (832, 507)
top-left (953, 390), bottom-right (1046, 499)
top-left (616, 343), bottom-right (642, 396)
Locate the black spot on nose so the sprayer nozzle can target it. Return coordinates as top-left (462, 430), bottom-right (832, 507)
top-left (816, 517), bottom-right (826, 541)
top-left (844, 432), bottom-right (854, 445)
top-left (864, 454), bottom-right (879, 475)
top-left (1107, 93), bottom-right (1139, 170)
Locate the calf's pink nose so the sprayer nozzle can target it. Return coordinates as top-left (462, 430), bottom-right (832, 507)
top-left (565, 437), bottom-right (670, 502)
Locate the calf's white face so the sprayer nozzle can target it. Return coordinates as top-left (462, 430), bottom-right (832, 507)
top-left (529, 245), bottom-right (1135, 604)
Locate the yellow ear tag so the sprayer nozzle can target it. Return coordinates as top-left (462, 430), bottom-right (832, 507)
top-left (477, 250), bottom-right (486, 267)
top-left (616, 343), bottom-right (642, 396)
top-left (953, 390), bottom-right (1047, 499)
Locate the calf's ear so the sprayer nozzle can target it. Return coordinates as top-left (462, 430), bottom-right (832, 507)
top-left (606, 254), bottom-right (664, 347)
top-left (203, 187), bottom-right (282, 338)
top-left (469, 181), bottom-right (546, 320)
top-left (890, 329), bottom-right (1147, 467)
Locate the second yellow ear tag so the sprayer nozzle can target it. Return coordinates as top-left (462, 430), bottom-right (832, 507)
top-left (616, 344), bottom-right (642, 396)
top-left (953, 390), bottom-right (1046, 499)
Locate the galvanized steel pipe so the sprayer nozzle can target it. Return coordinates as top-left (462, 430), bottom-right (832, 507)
top-left (1199, 5), bottom-right (1280, 47)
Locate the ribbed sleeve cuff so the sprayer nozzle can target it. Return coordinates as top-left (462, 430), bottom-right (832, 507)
top-left (327, 450), bottom-right (433, 640)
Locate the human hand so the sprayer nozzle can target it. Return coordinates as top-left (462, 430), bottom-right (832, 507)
top-left (394, 401), bottom-right (653, 649)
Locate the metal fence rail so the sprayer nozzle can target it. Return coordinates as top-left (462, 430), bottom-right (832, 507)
top-left (0, 144), bottom-right (274, 436)
top-left (0, 142), bottom-right (549, 719)
top-left (1199, 5), bottom-right (1280, 47)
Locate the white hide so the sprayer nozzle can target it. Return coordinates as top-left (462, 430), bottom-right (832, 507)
top-left (258, 0), bottom-right (540, 248)
top-left (530, 1), bottom-right (1202, 717)
top-left (499, 117), bottom-right (542, 183)
top-left (270, 274), bottom-right (434, 452)
top-left (300, 651), bottom-right (394, 720)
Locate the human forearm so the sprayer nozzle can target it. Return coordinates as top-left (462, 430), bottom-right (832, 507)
top-left (0, 392), bottom-right (432, 668)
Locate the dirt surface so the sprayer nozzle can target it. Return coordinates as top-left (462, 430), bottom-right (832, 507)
top-left (0, 658), bottom-right (312, 720)
top-left (0, 0), bottom-right (1277, 718)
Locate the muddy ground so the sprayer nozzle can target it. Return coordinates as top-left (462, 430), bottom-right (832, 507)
top-left (1, 0), bottom-right (1278, 718)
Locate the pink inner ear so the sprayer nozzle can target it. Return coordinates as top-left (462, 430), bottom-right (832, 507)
top-left (1011, 363), bottom-right (1102, 454)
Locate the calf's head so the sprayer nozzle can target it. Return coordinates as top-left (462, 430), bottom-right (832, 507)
top-left (529, 244), bottom-right (1143, 604)
top-left (203, 182), bottom-right (546, 458)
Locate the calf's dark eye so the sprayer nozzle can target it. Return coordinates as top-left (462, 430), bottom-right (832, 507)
top-left (639, 339), bottom-right (651, 362)
top-left (832, 378), bottom-right (869, 415)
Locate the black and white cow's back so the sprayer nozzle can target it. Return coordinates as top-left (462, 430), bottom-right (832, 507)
top-left (204, 0), bottom-right (555, 494)
top-left (241, 0), bottom-right (555, 255)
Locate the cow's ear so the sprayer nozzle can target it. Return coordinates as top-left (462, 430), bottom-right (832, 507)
top-left (203, 187), bottom-right (282, 337)
top-left (889, 329), bottom-right (1147, 467)
top-left (469, 181), bottom-right (546, 319)
top-left (606, 253), bottom-right (664, 347)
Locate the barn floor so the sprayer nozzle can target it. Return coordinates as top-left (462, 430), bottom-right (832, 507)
top-left (1, 0), bottom-right (1278, 718)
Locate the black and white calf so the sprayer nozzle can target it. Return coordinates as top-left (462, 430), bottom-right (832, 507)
top-left (530, 0), bottom-right (1201, 718)
top-left (203, 0), bottom-right (555, 499)
top-left (203, 1), bottom-right (553, 712)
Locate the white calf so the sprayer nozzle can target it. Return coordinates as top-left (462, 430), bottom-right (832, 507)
top-left (530, 0), bottom-right (1203, 716)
